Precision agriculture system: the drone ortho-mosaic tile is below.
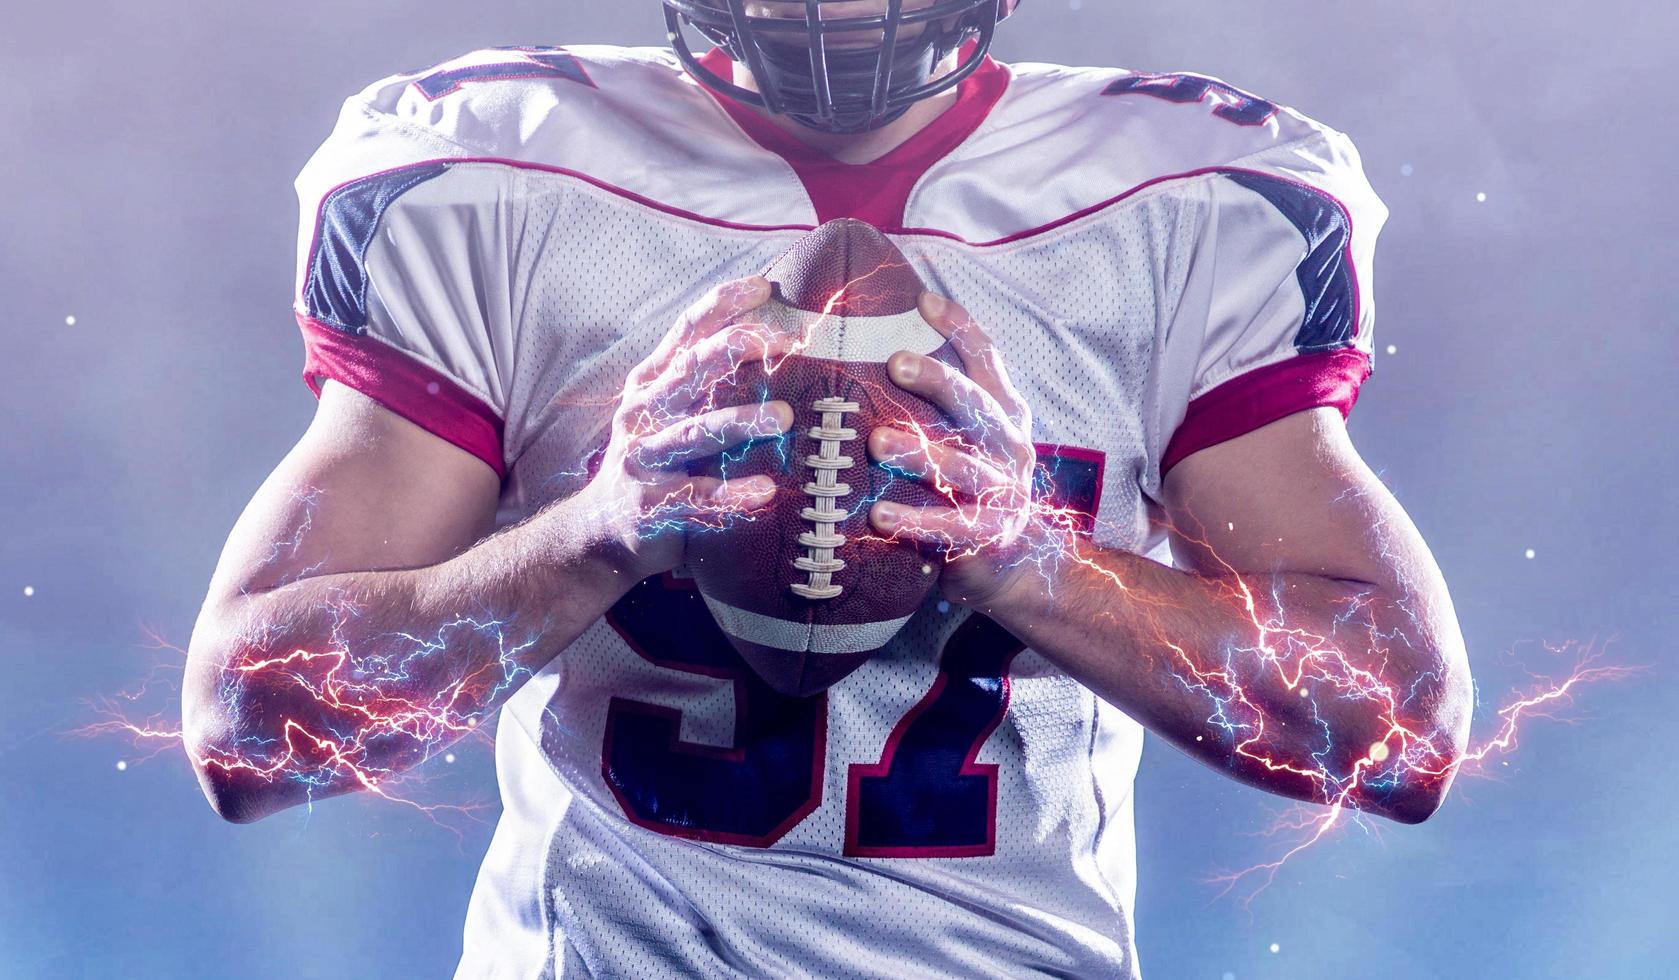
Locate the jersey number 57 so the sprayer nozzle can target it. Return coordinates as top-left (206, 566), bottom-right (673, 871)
top-left (597, 444), bottom-right (1102, 858)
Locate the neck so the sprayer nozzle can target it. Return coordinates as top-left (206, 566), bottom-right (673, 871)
top-left (730, 53), bottom-right (962, 165)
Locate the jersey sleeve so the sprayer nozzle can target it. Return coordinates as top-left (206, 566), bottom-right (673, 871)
top-left (291, 87), bottom-right (519, 479)
top-left (1149, 127), bottom-right (1389, 485)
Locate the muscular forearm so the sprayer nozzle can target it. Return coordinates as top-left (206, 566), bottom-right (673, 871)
top-left (183, 498), bottom-right (628, 822)
top-left (981, 545), bottom-right (1472, 823)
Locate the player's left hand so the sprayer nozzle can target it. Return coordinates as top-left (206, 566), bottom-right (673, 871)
top-left (868, 292), bottom-right (1041, 610)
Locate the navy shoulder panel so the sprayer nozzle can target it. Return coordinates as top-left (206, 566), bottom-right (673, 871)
top-left (1222, 170), bottom-right (1357, 353)
top-left (303, 161), bottom-right (452, 332)
top-left (410, 48), bottom-right (595, 101)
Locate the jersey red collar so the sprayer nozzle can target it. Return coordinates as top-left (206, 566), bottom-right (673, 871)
top-left (691, 45), bottom-right (1011, 231)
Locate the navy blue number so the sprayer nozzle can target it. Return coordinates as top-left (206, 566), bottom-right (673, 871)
top-left (602, 576), bottom-right (824, 847)
top-left (845, 614), bottom-right (1025, 856)
top-left (843, 445), bottom-right (1103, 856)
top-left (412, 49), bottom-right (594, 101)
top-left (1103, 72), bottom-right (1279, 126)
top-left (603, 445), bottom-right (1105, 855)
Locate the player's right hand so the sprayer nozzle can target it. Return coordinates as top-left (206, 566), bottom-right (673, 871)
top-left (574, 275), bottom-right (796, 582)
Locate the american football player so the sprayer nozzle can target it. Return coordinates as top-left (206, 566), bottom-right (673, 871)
top-left (182, 1), bottom-right (1475, 975)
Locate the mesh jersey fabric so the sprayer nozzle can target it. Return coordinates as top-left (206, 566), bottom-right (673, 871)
top-left (287, 44), bottom-right (1389, 979)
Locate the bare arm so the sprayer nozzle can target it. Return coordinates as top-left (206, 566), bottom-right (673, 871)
top-left (185, 278), bottom-right (790, 823)
top-left (182, 380), bottom-right (624, 822)
top-left (868, 295), bottom-right (1473, 824)
top-left (982, 409), bottom-right (1473, 823)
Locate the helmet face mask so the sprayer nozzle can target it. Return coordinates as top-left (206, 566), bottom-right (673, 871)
top-left (665, 0), bottom-right (1014, 134)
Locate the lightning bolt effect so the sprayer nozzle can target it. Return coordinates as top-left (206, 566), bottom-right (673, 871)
top-left (83, 262), bottom-right (1634, 890)
top-left (860, 352), bottom-right (1639, 899)
top-left (1203, 638), bottom-right (1639, 901)
top-left (209, 608), bottom-right (529, 802)
top-left (78, 587), bottom-right (546, 833)
top-left (763, 258), bottom-right (1641, 899)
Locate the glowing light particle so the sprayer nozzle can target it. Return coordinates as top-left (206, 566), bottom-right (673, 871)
top-left (64, 315), bottom-right (77, 326)
top-left (1476, 192), bottom-right (1487, 203)
top-left (921, 563), bottom-right (932, 575)
top-left (1368, 741), bottom-right (1391, 763)
top-left (1386, 344), bottom-right (1397, 355)
top-left (116, 760), bottom-right (128, 771)
top-left (22, 586), bottom-right (34, 597)
top-left (1525, 548), bottom-right (1536, 560)
top-left (1269, 943), bottom-right (1280, 954)
top-left (1400, 163), bottom-right (1413, 177)
top-left (445, 753), bottom-right (457, 764)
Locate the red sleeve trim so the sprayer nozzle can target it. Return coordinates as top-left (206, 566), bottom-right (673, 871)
top-left (296, 313), bottom-right (507, 479)
top-left (1160, 348), bottom-right (1371, 476)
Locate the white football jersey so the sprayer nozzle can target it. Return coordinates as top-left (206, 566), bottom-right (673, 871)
top-left (291, 43), bottom-right (1387, 979)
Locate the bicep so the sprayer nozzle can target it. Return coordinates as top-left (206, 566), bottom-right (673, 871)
top-left (200, 379), bottom-right (501, 613)
top-left (1159, 407), bottom-right (1440, 597)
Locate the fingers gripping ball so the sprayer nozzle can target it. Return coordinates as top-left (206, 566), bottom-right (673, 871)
top-left (687, 219), bottom-right (965, 696)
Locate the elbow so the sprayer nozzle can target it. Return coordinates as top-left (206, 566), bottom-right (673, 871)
top-left (182, 701), bottom-right (270, 825)
top-left (182, 637), bottom-right (275, 825)
top-left (183, 732), bottom-right (269, 825)
top-left (1380, 776), bottom-right (1452, 825)
top-left (193, 764), bottom-right (268, 825)
top-left (1381, 664), bottom-right (1475, 826)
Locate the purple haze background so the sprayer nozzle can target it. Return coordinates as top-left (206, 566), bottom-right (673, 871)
top-left (2, 2), bottom-right (1674, 977)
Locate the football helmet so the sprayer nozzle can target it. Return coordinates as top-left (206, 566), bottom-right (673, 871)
top-left (665, 0), bottom-right (1021, 134)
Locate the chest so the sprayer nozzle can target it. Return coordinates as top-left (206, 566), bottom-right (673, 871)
top-left (500, 186), bottom-right (1183, 553)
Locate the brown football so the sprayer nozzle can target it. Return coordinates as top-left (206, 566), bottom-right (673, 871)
top-left (686, 219), bottom-right (963, 697)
